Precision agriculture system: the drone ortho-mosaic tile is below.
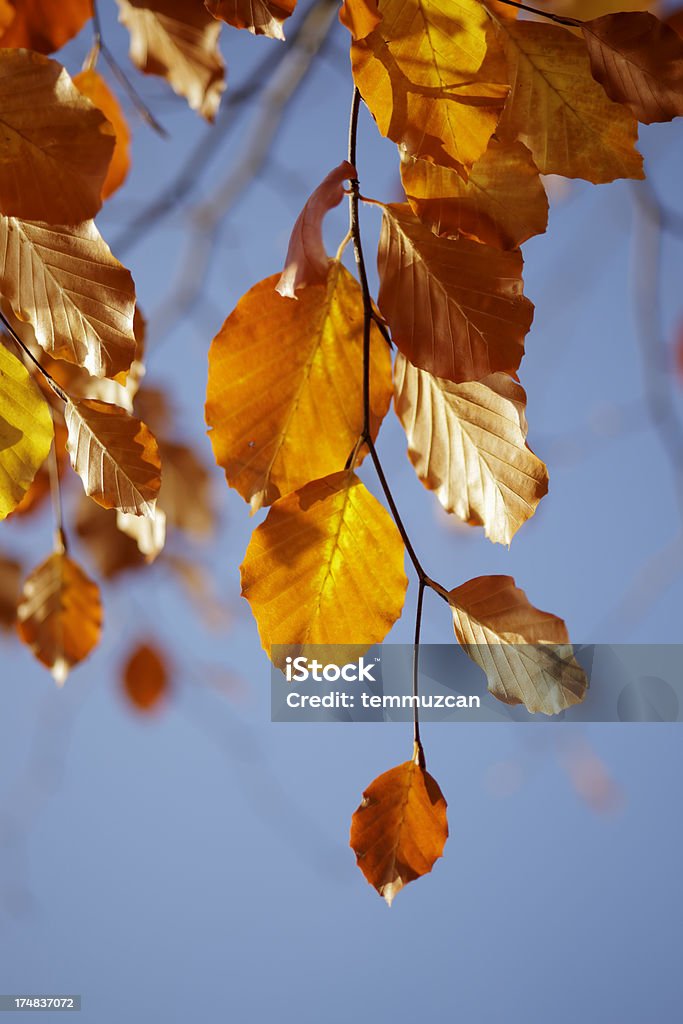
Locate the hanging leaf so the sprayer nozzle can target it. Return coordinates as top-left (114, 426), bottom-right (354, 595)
top-left (0, 217), bottom-right (137, 379)
top-left (448, 575), bottom-right (588, 715)
top-left (339, 0), bottom-right (380, 40)
top-left (158, 441), bottom-right (215, 538)
top-left (74, 69), bottom-right (131, 199)
top-left (276, 161), bottom-right (356, 298)
top-left (496, 19), bottom-right (644, 183)
top-left (206, 263), bottom-right (392, 510)
top-left (0, 49), bottom-right (115, 223)
top-left (582, 12), bottom-right (683, 125)
top-left (117, 0), bottom-right (226, 121)
top-left (206, 0), bottom-right (296, 39)
top-left (350, 757), bottom-right (448, 906)
top-left (122, 641), bottom-right (170, 711)
top-left (8, 420), bottom-right (68, 519)
top-left (240, 470), bottom-right (408, 665)
top-left (0, 342), bottom-right (53, 520)
top-left (75, 496), bottom-right (147, 579)
top-left (116, 508), bottom-right (166, 561)
top-left (64, 398), bottom-right (161, 518)
top-left (377, 203), bottom-right (533, 383)
top-left (400, 140), bottom-right (549, 250)
top-left (393, 355), bottom-right (548, 545)
top-left (0, 0), bottom-right (92, 53)
top-left (0, 552), bottom-right (21, 629)
top-left (16, 550), bottom-right (102, 684)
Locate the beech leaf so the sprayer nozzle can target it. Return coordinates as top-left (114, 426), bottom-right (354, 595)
top-left (122, 642), bottom-right (170, 711)
top-left (205, 0), bottom-right (296, 39)
top-left (0, 0), bottom-right (92, 53)
top-left (339, 0), bottom-right (381, 41)
top-left (0, 342), bottom-right (53, 520)
top-left (116, 508), bottom-right (166, 561)
top-left (74, 69), bottom-right (131, 199)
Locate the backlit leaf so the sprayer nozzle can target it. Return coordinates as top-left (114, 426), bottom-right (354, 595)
top-left (206, 263), bottom-right (392, 510)
top-left (122, 641), bottom-right (170, 711)
top-left (377, 203), bottom-right (533, 383)
top-left (0, 0), bottom-right (91, 53)
top-left (74, 69), bottom-right (131, 198)
top-left (206, 0), bottom-right (295, 39)
top-left (350, 757), bottom-right (448, 906)
top-left (116, 508), bottom-right (166, 561)
top-left (448, 575), bottom-right (588, 714)
top-left (0, 342), bottom-right (53, 520)
top-left (240, 470), bottom-right (408, 665)
top-left (0, 49), bottom-right (115, 222)
top-left (339, 0), bottom-right (380, 40)
top-left (8, 420), bottom-right (67, 519)
top-left (393, 355), bottom-right (548, 545)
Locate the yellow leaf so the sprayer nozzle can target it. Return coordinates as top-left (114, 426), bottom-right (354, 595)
top-left (206, 0), bottom-right (296, 39)
top-left (393, 355), bottom-right (548, 545)
top-left (350, 758), bottom-right (448, 906)
top-left (0, 0), bottom-right (92, 53)
top-left (64, 398), bottom-right (161, 518)
top-left (74, 69), bottom-right (131, 199)
top-left (0, 217), bottom-right (137, 379)
top-left (339, 0), bottom-right (381, 40)
top-left (351, 0), bottom-right (509, 175)
top-left (206, 263), bottom-right (392, 510)
top-left (17, 551), bottom-right (102, 684)
top-left (117, 0), bottom-right (226, 121)
top-left (0, 49), bottom-right (115, 223)
top-left (401, 140), bottom-right (548, 250)
top-left (0, 342), bottom-right (53, 520)
top-left (377, 203), bottom-right (534, 383)
top-left (240, 470), bottom-right (408, 665)
top-left (448, 575), bottom-right (588, 714)
top-left (495, 19), bottom-right (644, 183)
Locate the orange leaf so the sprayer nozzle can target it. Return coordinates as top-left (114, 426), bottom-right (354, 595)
top-left (350, 758), bottom-right (448, 906)
top-left (122, 642), bottom-right (169, 711)
top-left (74, 69), bottom-right (131, 199)
top-left (0, 0), bottom-right (91, 53)
top-left (206, 0), bottom-right (296, 39)
top-left (339, 0), bottom-right (380, 40)
top-left (0, 551), bottom-right (21, 630)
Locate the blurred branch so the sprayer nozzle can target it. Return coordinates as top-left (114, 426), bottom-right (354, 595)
top-left (633, 177), bottom-right (683, 241)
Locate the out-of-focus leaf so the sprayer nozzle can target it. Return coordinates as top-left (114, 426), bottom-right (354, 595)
top-left (0, 342), bottom-right (53, 520)
top-left (0, 0), bottom-right (92, 53)
top-left (339, 0), bottom-right (380, 39)
top-left (0, 49), bottom-right (115, 222)
top-left (8, 421), bottom-right (67, 519)
top-left (0, 217), bottom-right (137, 378)
top-left (158, 441), bottom-right (214, 538)
top-left (206, 264), bottom-right (392, 510)
top-left (393, 355), bottom-right (548, 545)
top-left (64, 398), bottom-right (161, 518)
top-left (116, 507), bottom-right (166, 560)
top-left (377, 204), bottom-right (533, 383)
top-left (240, 470), bottom-right (407, 665)
top-left (74, 69), bottom-right (131, 198)
top-left (350, 757), bottom-right (448, 906)
top-left (276, 161), bottom-right (356, 298)
top-left (17, 550), bottom-right (102, 684)
top-left (117, 0), bottom-right (226, 121)
top-left (75, 496), bottom-right (146, 578)
top-left (400, 141), bottom-right (548, 250)
top-left (448, 575), bottom-right (588, 714)
top-left (122, 641), bottom-right (169, 711)
top-left (0, 551), bottom-right (21, 629)
top-left (206, 0), bottom-right (295, 39)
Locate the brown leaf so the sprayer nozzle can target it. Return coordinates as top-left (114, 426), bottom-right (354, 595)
top-left (206, 0), bottom-right (295, 39)
top-left (448, 575), bottom-right (588, 714)
top-left (117, 0), bottom-right (226, 121)
top-left (339, 0), bottom-right (380, 40)
top-left (0, 0), bottom-right (92, 53)
top-left (377, 203), bottom-right (534, 383)
top-left (350, 757), bottom-right (448, 906)
top-left (158, 441), bottom-right (214, 538)
top-left (75, 496), bottom-right (147, 579)
top-left (74, 69), bottom-right (131, 198)
top-left (122, 641), bottom-right (169, 711)
top-left (116, 508), bottom-right (166, 560)
top-left (0, 551), bottom-right (21, 629)
top-left (583, 12), bottom-right (683, 124)
top-left (276, 161), bottom-right (356, 298)
top-left (17, 550), bottom-right (102, 684)
top-left (0, 49), bottom-right (115, 223)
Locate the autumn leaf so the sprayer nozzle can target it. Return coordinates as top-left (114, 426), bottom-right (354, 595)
top-left (122, 641), bottom-right (170, 711)
top-left (0, 0), bottom-right (92, 53)
top-left (276, 161), bottom-right (356, 298)
top-left (448, 575), bottom-right (588, 715)
top-left (64, 398), bottom-right (161, 518)
top-left (240, 470), bottom-right (408, 664)
top-left (74, 69), bottom-right (131, 199)
top-left (8, 420), bottom-right (67, 520)
top-left (206, 0), bottom-right (296, 39)
top-left (339, 0), bottom-right (381, 41)
top-left (495, 19), bottom-right (644, 183)
top-left (582, 12), bottom-right (683, 125)
top-left (206, 263), bottom-right (392, 510)
top-left (351, 0), bottom-right (509, 175)
top-left (350, 756), bottom-right (448, 906)
top-left (117, 0), bottom-right (226, 121)
top-left (17, 549), bottom-right (102, 684)
top-left (75, 496), bottom-right (147, 579)
top-left (0, 342), bottom-right (53, 520)
top-left (0, 551), bottom-right (21, 629)
top-left (0, 217), bottom-right (137, 379)
top-left (393, 355), bottom-right (548, 545)
top-left (377, 204), bottom-right (533, 383)
top-left (400, 140), bottom-right (548, 250)
top-left (158, 441), bottom-right (214, 538)
top-left (116, 508), bottom-right (167, 561)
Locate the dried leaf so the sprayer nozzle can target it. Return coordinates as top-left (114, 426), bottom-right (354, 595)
top-left (0, 552), bottom-right (21, 629)
top-left (74, 69), bottom-right (131, 198)
top-left (116, 507), bottom-right (166, 560)
top-left (350, 758), bottom-right (448, 906)
top-left (448, 575), bottom-right (588, 714)
top-left (401, 140), bottom-right (549, 250)
top-left (339, 0), bottom-right (380, 40)
top-left (0, 0), bottom-right (92, 53)
top-left (75, 496), bottom-right (146, 578)
top-left (276, 161), bottom-right (356, 298)
top-left (377, 204), bottom-right (533, 383)
top-left (158, 441), bottom-right (214, 538)
top-left (206, 263), bottom-right (392, 509)
top-left (0, 49), bottom-right (115, 222)
top-left (393, 355), bottom-right (548, 545)
top-left (206, 0), bottom-right (295, 39)
top-left (117, 0), bottom-right (226, 121)
top-left (496, 20), bottom-right (644, 183)
top-left (0, 342), bottom-right (53, 519)
top-left (240, 471), bottom-right (408, 665)
top-left (8, 420), bottom-right (68, 519)
top-left (583, 12), bottom-right (683, 125)
top-left (17, 550), bottom-right (102, 684)
top-left (0, 217), bottom-right (137, 378)
top-left (122, 641), bottom-right (170, 711)
top-left (64, 398), bottom-right (161, 518)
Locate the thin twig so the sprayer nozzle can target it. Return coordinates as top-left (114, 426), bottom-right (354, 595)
top-left (0, 312), bottom-right (68, 402)
top-left (412, 580), bottom-right (426, 767)
top-left (47, 438), bottom-right (67, 555)
top-left (492, 0), bottom-right (580, 27)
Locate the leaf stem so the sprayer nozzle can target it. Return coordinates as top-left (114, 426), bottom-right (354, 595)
top-left (48, 438), bottom-right (67, 555)
top-left (412, 579), bottom-right (426, 767)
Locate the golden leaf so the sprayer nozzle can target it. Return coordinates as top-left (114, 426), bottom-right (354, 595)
top-left (0, 342), bottom-right (53, 520)
top-left (448, 575), bottom-right (588, 714)
top-left (240, 470), bottom-right (408, 664)
top-left (206, 263), bottom-right (392, 510)
top-left (206, 0), bottom-right (295, 39)
top-left (339, 0), bottom-right (381, 40)
top-left (74, 69), bottom-right (131, 198)
top-left (122, 641), bottom-right (170, 711)
top-left (0, 0), bottom-right (92, 53)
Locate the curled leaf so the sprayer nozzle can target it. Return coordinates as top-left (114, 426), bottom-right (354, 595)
top-left (116, 507), bottom-right (166, 561)
top-left (206, 0), bottom-right (296, 39)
